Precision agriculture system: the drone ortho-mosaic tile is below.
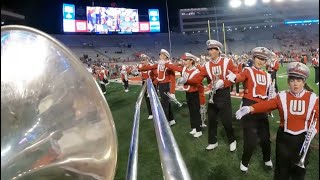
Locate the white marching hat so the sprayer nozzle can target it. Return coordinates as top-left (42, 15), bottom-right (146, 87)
top-left (139, 53), bottom-right (150, 60)
top-left (251, 47), bottom-right (271, 60)
top-left (181, 52), bottom-right (198, 61)
top-left (206, 40), bottom-right (223, 52)
top-left (287, 62), bottom-right (310, 79)
top-left (159, 49), bottom-right (170, 58)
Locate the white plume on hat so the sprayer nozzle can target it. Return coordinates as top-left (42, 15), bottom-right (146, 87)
top-left (160, 49), bottom-right (170, 58)
top-left (287, 62), bottom-right (310, 79)
top-left (206, 40), bottom-right (223, 52)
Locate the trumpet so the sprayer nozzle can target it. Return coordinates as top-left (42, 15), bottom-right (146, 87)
top-left (208, 75), bottom-right (219, 104)
top-left (296, 110), bottom-right (317, 169)
top-left (164, 92), bottom-right (183, 107)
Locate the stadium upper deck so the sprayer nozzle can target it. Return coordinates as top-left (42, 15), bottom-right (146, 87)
top-left (179, 0), bottom-right (319, 33)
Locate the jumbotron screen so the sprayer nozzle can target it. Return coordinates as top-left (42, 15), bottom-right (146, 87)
top-left (62, 3), bottom-right (161, 34)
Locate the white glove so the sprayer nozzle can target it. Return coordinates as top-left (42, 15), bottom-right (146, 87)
top-left (226, 70), bottom-right (236, 83)
top-left (169, 93), bottom-right (176, 100)
top-left (177, 77), bottom-right (187, 85)
top-left (132, 68), bottom-right (139, 76)
top-left (214, 79), bottom-right (224, 90)
top-left (235, 106), bottom-right (251, 120)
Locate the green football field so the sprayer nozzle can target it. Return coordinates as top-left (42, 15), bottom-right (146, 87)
top-left (106, 64), bottom-right (319, 180)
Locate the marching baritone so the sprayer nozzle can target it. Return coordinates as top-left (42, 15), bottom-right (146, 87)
top-left (138, 49), bottom-right (176, 126)
top-left (138, 53), bottom-right (157, 119)
top-left (235, 62), bottom-right (319, 180)
top-left (195, 58), bottom-right (207, 128)
top-left (227, 47), bottom-right (274, 172)
top-left (230, 55), bottom-right (243, 96)
top-left (266, 52), bottom-right (280, 93)
top-left (164, 52), bottom-right (203, 138)
top-left (180, 40), bottom-right (237, 151)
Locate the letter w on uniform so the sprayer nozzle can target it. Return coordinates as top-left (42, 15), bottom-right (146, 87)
top-left (290, 100), bottom-right (306, 115)
top-left (256, 74), bottom-right (266, 85)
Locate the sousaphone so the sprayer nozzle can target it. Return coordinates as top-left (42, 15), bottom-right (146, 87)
top-left (1, 25), bottom-right (117, 180)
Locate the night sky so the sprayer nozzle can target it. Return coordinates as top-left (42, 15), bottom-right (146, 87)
top-left (1, 0), bottom-right (225, 34)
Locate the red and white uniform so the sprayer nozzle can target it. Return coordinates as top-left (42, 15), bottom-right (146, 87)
top-left (138, 62), bottom-right (176, 94)
top-left (187, 57), bottom-right (236, 87)
top-left (139, 64), bottom-right (157, 81)
top-left (252, 90), bottom-right (319, 134)
top-left (234, 66), bottom-right (272, 103)
top-left (165, 64), bottom-right (201, 93)
top-left (266, 60), bottom-right (280, 72)
top-left (312, 56), bottom-right (319, 67)
top-left (121, 67), bottom-right (131, 81)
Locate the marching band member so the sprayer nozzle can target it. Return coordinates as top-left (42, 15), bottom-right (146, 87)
top-left (138, 53), bottom-right (157, 119)
top-left (311, 49), bottom-right (319, 85)
top-left (266, 52), bottom-right (280, 93)
top-left (179, 40), bottom-right (237, 151)
top-left (227, 47), bottom-right (274, 172)
top-left (235, 62), bottom-right (319, 179)
top-left (94, 67), bottom-right (108, 94)
top-left (165, 52), bottom-right (203, 137)
top-left (230, 55), bottom-right (242, 96)
top-left (100, 66), bottom-right (109, 93)
top-left (120, 65), bottom-right (130, 92)
top-left (138, 49), bottom-right (176, 126)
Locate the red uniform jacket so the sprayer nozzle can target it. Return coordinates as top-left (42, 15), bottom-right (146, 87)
top-left (312, 57), bottom-right (319, 67)
top-left (165, 64), bottom-right (201, 93)
top-left (185, 57), bottom-right (236, 88)
top-left (266, 60), bottom-right (280, 72)
top-left (139, 64), bottom-right (157, 81)
top-left (139, 62), bottom-right (176, 94)
top-left (235, 66), bottom-right (272, 103)
top-left (252, 90), bottom-right (319, 135)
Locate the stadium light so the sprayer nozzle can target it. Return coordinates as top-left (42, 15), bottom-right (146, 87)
top-left (244, 0), bottom-right (257, 6)
top-left (230, 0), bottom-right (242, 8)
top-left (275, 0), bottom-right (284, 2)
top-left (262, 0), bottom-right (271, 3)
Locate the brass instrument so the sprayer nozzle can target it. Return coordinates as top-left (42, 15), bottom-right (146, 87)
top-left (296, 110), bottom-right (317, 169)
top-left (164, 92), bottom-right (183, 107)
top-left (1, 25), bottom-right (117, 180)
top-left (208, 75), bottom-right (219, 104)
top-left (268, 79), bottom-right (276, 117)
top-left (200, 105), bottom-right (207, 127)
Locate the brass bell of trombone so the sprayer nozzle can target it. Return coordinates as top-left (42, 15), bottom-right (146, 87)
top-left (1, 25), bottom-right (117, 180)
